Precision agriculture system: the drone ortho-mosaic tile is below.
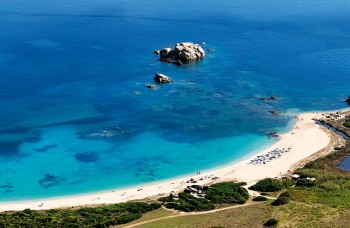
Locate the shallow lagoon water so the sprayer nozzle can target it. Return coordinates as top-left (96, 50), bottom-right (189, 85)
top-left (0, 0), bottom-right (349, 200)
top-left (338, 157), bottom-right (350, 171)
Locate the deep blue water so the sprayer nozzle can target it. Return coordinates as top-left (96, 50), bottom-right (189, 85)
top-left (0, 0), bottom-right (350, 201)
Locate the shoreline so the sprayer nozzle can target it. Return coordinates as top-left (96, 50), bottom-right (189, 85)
top-left (0, 110), bottom-right (347, 212)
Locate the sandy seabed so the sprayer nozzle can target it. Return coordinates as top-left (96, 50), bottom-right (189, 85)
top-left (0, 110), bottom-right (347, 212)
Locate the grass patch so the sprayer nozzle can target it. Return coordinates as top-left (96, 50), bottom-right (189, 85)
top-left (0, 202), bottom-right (161, 227)
top-left (127, 202), bottom-right (273, 228)
top-left (269, 201), bottom-right (350, 228)
top-left (291, 144), bottom-right (350, 208)
top-left (125, 201), bottom-right (350, 228)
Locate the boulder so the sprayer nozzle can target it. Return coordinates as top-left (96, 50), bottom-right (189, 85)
top-left (160, 48), bottom-right (173, 59)
top-left (174, 60), bottom-right (183, 66)
top-left (157, 42), bottom-right (205, 63)
top-left (154, 73), bottom-right (172, 83)
top-left (174, 42), bottom-right (205, 62)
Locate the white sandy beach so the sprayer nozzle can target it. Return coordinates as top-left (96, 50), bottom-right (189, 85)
top-left (0, 111), bottom-right (346, 212)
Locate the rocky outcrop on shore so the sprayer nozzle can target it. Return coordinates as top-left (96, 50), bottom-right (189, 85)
top-left (344, 97), bottom-right (350, 105)
top-left (156, 42), bottom-right (205, 64)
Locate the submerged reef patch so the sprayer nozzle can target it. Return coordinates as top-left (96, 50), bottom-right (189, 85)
top-left (22, 130), bottom-right (42, 143)
top-left (0, 141), bottom-right (20, 156)
top-left (34, 144), bottom-right (58, 152)
top-left (74, 152), bottom-right (99, 163)
top-left (0, 183), bottom-right (14, 193)
top-left (38, 174), bottom-right (66, 189)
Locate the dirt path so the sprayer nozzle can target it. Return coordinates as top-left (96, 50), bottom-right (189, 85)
top-left (120, 201), bottom-right (263, 228)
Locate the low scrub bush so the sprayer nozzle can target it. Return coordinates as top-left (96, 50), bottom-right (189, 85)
top-left (279, 191), bottom-right (290, 198)
top-left (296, 178), bottom-right (316, 187)
top-left (343, 120), bottom-right (350, 128)
top-left (161, 182), bottom-right (249, 212)
top-left (271, 196), bottom-right (289, 206)
top-left (271, 191), bottom-right (290, 206)
top-left (263, 218), bottom-right (278, 227)
top-left (249, 178), bottom-right (294, 192)
top-left (205, 182), bottom-right (249, 204)
top-left (252, 196), bottom-right (268, 201)
top-left (158, 197), bottom-right (175, 202)
top-left (169, 193), bottom-right (215, 212)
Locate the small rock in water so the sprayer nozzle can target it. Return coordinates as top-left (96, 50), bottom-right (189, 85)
top-left (260, 96), bottom-right (277, 101)
top-left (153, 50), bottom-right (160, 54)
top-left (267, 131), bottom-right (278, 139)
top-left (146, 84), bottom-right (156, 88)
top-left (269, 110), bottom-right (280, 116)
top-left (154, 73), bottom-right (172, 83)
top-left (343, 96), bottom-right (350, 105)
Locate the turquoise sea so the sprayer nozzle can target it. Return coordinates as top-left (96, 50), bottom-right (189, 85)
top-left (0, 0), bottom-right (349, 201)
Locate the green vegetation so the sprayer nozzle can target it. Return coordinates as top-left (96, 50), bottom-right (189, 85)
top-left (122, 201), bottom-right (350, 227)
top-left (204, 182), bottom-right (249, 204)
top-left (248, 178), bottom-right (294, 192)
top-left (0, 202), bottom-right (161, 227)
top-left (160, 182), bottom-right (249, 212)
top-left (121, 202), bottom-right (273, 228)
top-left (252, 196), bottom-right (268, 201)
top-left (164, 192), bottom-right (215, 212)
top-left (271, 191), bottom-right (290, 206)
top-left (263, 218), bottom-right (278, 227)
top-left (343, 117), bottom-right (350, 128)
top-left (291, 144), bottom-right (350, 208)
top-left (248, 144), bottom-right (350, 208)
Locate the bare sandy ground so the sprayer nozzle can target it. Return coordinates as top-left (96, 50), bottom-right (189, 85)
top-left (0, 111), bottom-right (345, 212)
